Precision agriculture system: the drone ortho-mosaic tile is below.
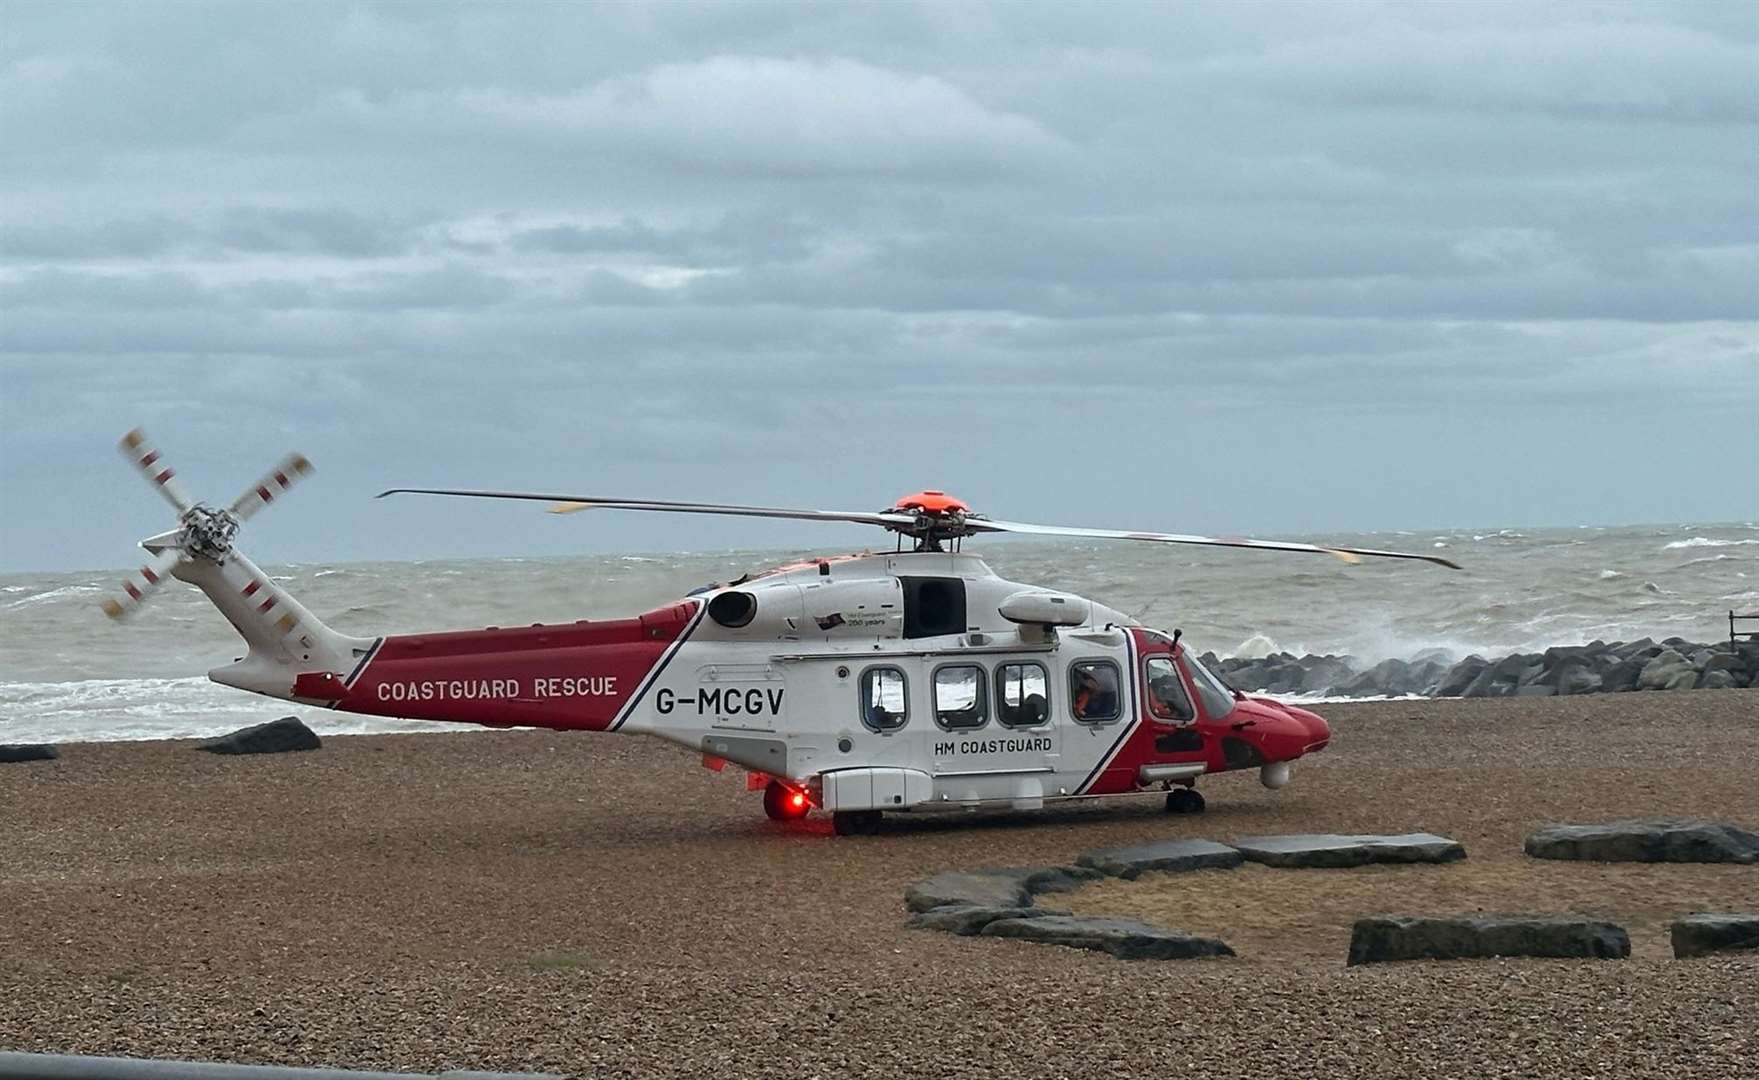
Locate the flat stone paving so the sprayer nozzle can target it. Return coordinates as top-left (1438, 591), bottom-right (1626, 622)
top-left (906, 905), bottom-right (1070, 936)
top-left (1074, 838), bottom-right (1244, 879)
top-left (907, 833), bottom-right (1468, 960)
top-left (1347, 915), bottom-right (1631, 965)
top-left (982, 916), bottom-right (1235, 961)
top-left (1525, 820), bottom-right (1759, 864)
top-left (1671, 913), bottom-right (1759, 958)
top-left (1230, 832), bottom-right (1466, 868)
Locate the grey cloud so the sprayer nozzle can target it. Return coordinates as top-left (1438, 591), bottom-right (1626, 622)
top-left (247, 56), bottom-right (1072, 180)
top-left (211, 208), bottom-right (416, 258)
top-left (2, 1), bottom-right (1756, 572)
top-left (1204, 21), bottom-right (1759, 124)
top-left (509, 211), bottom-right (817, 265)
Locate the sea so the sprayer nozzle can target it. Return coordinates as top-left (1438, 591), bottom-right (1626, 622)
top-left (3, 522), bottom-right (1755, 744)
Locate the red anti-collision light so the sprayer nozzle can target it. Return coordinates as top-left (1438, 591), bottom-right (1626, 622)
top-left (789, 791), bottom-right (807, 810)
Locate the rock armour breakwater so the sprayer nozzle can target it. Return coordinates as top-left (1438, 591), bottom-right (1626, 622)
top-left (1205, 637), bottom-right (1759, 699)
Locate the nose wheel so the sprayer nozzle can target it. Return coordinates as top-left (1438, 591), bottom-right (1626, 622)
top-left (1166, 787), bottom-right (1206, 814)
top-left (763, 779), bottom-right (812, 822)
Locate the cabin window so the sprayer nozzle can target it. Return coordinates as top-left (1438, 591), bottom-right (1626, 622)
top-left (859, 666), bottom-right (909, 732)
top-left (1144, 656), bottom-right (1195, 723)
top-left (902, 576), bottom-right (967, 639)
top-left (995, 662), bottom-right (1050, 728)
top-left (933, 664), bottom-right (988, 730)
top-left (1069, 660), bottom-right (1121, 724)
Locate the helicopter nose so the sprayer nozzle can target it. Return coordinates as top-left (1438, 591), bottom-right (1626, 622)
top-left (1282, 705), bottom-right (1331, 753)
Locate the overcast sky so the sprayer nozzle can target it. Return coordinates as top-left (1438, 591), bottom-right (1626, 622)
top-left (2, 1), bottom-right (1755, 573)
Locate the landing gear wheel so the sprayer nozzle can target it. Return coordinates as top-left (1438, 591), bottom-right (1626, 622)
top-left (763, 779), bottom-right (811, 822)
top-left (1166, 787), bottom-right (1206, 814)
top-left (832, 809), bottom-right (883, 836)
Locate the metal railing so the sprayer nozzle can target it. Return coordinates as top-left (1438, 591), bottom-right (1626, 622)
top-left (1732, 609), bottom-right (1759, 647)
top-left (0, 1053), bottom-right (562, 1080)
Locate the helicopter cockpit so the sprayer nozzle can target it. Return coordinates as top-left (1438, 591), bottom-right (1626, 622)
top-left (1144, 645), bottom-right (1237, 724)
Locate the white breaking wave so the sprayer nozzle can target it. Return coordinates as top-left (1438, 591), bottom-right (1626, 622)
top-left (3, 583), bottom-right (101, 610)
top-left (1232, 633), bottom-right (1282, 659)
top-left (1598, 570), bottom-right (1622, 580)
top-left (1664, 537), bottom-right (1759, 550)
top-left (0, 676), bottom-right (478, 744)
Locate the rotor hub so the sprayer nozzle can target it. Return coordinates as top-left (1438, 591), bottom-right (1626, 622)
top-left (179, 504), bottom-right (240, 561)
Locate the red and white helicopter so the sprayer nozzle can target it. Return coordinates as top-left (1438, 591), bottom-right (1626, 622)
top-left (104, 430), bottom-right (1458, 835)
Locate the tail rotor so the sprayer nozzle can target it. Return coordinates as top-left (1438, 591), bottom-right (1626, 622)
top-left (101, 428), bottom-right (315, 621)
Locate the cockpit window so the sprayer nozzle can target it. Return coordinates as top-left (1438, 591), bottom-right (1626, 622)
top-left (1182, 649), bottom-right (1237, 719)
top-left (1144, 656), bottom-right (1195, 723)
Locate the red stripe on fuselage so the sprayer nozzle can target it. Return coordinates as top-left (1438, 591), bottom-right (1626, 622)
top-left (340, 601), bottom-right (701, 733)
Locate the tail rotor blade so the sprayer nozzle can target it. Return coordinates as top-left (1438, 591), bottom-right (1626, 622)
top-left (118, 428), bottom-right (193, 513)
top-left (229, 453), bottom-right (314, 523)
top-left (100, 549), bottom-right (184, 620)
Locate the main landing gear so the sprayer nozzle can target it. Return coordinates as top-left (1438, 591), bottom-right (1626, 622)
top-left (763, 779), bottom-right (812, 822)
top-left (1166, 787), bottom-right (1206, 814)
top-left (832, 809), bottom-right (883, 836)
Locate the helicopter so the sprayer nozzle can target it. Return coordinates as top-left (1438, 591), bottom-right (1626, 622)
top-left (102, 429), bottom-right (1459, 835)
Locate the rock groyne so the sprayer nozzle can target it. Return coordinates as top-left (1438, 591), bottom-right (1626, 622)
top-left (1204, 637), bottom-right (1759, 699)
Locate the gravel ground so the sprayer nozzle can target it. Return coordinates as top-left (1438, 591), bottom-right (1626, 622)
top-left (3, 691), bottom-right (1756, 1078)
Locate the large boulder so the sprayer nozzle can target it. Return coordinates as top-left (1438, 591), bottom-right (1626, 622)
top-left (1461, 654), bottom-right (1537, 698)
top-left (1347, 916), bottom-right (1629, 965)
top-left (1637, 649), bottom-right (1693, 691)
top-left (1612, 637), bottom-right (1658, 661)
top-left (903, 866), bottom-right (1099, 913)
top-left (981, 916), bottom-right (1234, 961)
top-left (1433, 656), bottom-right (1489, 697)
top-left (1671, 914), bottom-right (1759, 959)
top-left (1075, 839), bottom-right (1244, 879)
top-left (1555, 664), bottom-right (1604, 696)
top-left (1524, 820), bottom-right (1759, 864)
top-left (1328, 658), bottom-right (1415, 698)
top-left (198, 716), bottom-right (321, 756)
top-left (906, 905), bottom-right (1069, 936)
top-left (1697, 669), bottom-right (1738, 690)
top-left (1408, 658), bottom-right (1449, 695)
top-left (0, 744), bottom-right (59, 764)
top-left (1600, 655), bottom-right (1649, 693)
top-left (1299, 656), bottom-right (1356, 694)
top-left (1231, 833), bottom-right (1465, 869)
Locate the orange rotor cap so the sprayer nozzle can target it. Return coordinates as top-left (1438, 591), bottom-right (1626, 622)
top-left (893, 489), bottom-right (969, 514)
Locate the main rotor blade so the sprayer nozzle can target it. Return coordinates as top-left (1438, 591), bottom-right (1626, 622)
top-left (99, 549), bottom-right (184, 620)
top-left (376, 488), bottom-right (918, 530)
top-left (118, 428), bottom-right (193, 513)
top-left (229, 452), bottom-right (314, 522)
top-left (967, 518), bottom-right (1462, 570)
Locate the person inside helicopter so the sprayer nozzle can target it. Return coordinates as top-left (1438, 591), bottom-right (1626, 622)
top-left (1144, 656), bottom-right (1196, 724)
top-left (1071, 664), bottom-right (1119, 721)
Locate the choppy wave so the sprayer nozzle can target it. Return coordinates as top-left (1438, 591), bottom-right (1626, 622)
top-left (1665, 537), bottom-right (1759, 550)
